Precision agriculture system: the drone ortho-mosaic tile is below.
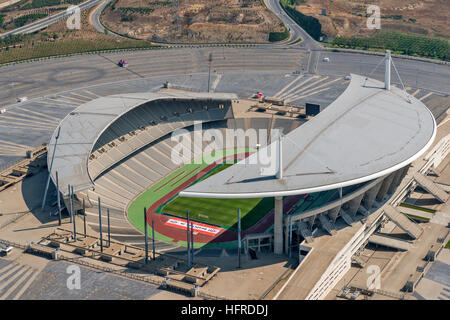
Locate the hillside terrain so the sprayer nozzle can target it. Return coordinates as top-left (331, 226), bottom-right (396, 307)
top-left (293, 0), bottom-right (449, 40)
top-left (101, 0), bottom-right (285, 43)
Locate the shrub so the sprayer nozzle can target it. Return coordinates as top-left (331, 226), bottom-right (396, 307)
top-left (12, 13), bottom-right (49, 28)
top-left (118, 7), bottom-right (154, 14)
top-left (21, 0), bottom-right (61, 10)
top-left (280, 0), bottom-right (322, 41)
top-left (332, 31), bottom-right (450, 61)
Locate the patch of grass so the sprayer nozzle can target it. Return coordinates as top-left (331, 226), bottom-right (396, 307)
top-left (118, 7), bottom-right (154, 14)
top-left (0, 39), bottom-right (155, 65)
top-left (382, 15), bottom-right (403, 20)
top-left (127, 148), bottom-right (260, 234)
top-left (0, 14), bottom-right (5, 28)
top-left (3, 0), bottom-right (28, 9)
top-left (400, 203), bottom-right (436, 214)
top-left (11, 13), bottom-right (48, 28)
top-left (332, 31), bottom-right (450, 61)
top-left (121, 15), bottom-right (133, 22)
top-left (446, 240), bottom-right (450, 249)
top-left (405, 214), bottom-right (430, 222)
top-left (65, 0), bottom-right (84, 4)
top-left (159, 159), bottom-right (274, 231)
top-left (148, 1), bottom-right (172, 6)
top-left (269, 24), bottom-right (290, 42)
top-left (21, 0), bottom-right (61, 9)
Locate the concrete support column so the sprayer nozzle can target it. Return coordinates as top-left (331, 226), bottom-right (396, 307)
top-left (284, 218), bottom-right (289, 255)
top-left (274, 196), bottom-right (284, 255)
top-left (327, 205), bottom-right (341, 223)
top-left (387, 169), bottom-right (403, 194)
top-left (376, 174), bottom-right (395, 202)
top-left (400, 165), bottom-right (410, 180)
top-left (306, 215), bottom-right (316, 230)
top-left (363, 181), bottom-right (383, 209)
top-left (346, 194), bottom-right (364, 216)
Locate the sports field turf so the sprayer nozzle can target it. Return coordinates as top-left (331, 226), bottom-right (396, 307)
top-left (160, 191), bottom-right (273, 231)
top-left (127, 148), bottom-right (271, 235)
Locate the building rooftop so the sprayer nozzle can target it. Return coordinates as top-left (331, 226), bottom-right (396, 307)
top-left (47, 91), bottom-right (237, 196)
top-left (180, 74), bottom-right (436, 199)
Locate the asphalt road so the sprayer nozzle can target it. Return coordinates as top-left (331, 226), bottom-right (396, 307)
top-left (264, 0), bottom-right (322, 50)
top-left (0, 0), bottom-right (103, 39)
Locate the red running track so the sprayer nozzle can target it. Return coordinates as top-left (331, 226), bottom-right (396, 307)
top-left (145, 153), bottom-right (302, 245)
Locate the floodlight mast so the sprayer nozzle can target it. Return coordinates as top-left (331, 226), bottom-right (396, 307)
top-left (385, 50), bottom-right (391, 90)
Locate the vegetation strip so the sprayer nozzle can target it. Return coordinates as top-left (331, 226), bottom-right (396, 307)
top-left (331, 31), bottom-right (449, 61)
top-left (400, 203), bottom-right (436, 214)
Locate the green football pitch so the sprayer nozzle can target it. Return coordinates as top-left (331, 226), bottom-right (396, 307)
top-left (127, 148), bottom-right (274, 233)
top-left (159, 162), bottom-right (274, 230)
top-left (160, 191), bottom-right (273, 231)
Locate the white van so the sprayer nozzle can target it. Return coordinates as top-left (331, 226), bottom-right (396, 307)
top-left (323, 57), bottom-right (330, 62)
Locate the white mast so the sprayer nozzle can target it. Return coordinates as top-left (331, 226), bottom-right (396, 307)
top-left (385, 50), bottom-right (391, 90)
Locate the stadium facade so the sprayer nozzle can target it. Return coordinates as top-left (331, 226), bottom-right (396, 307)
top-left (47, 56), bottom-right (439, 299)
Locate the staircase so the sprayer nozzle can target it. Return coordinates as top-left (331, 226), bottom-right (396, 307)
top-left (413, 173), bottom-right (449, 203)
top-left (383, 205), bottom-right (423, 239)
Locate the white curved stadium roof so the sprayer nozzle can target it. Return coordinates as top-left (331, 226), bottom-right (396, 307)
top-left (47, 91), bottom-right (237, 196)
top-left (179, 74), bottom-right (436, 199)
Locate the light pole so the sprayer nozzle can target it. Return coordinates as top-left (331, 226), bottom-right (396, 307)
top-left (207, 53), bottom-right (213, 92)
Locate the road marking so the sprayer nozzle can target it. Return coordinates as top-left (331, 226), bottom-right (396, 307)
top-left (0, 117), bottom-right (56, 128)
top-left (0, 267), bottom-right (34, 300)
top-left (0, 123), bottom-right (54, 131)
top-left (286, 86), bottom-right (334, 103)
top-left (82, 89), bottom-right (102, 98)
top-left (274, 75), bottom-right (304, 98)
top-left (57, 94), bottom-right (91, 103)
top-left (13, 106), bottom-right (63, 122)
top-left (12, 268), bottom-right (41, 300)
top-left (0, 265), bottom-right (29, 292)
top-left (287, 77), bottom-right (341, 99)
top-left (0, 114), bottom-right (58, 127)
top-left (210, 73), bottom-right (222, 92)
top-left (279, 75), bottom-right (320, 99)
top-left (283, 76), bottom-right (328, 100)
top-left (0, 139), bottom-right (31, 149)
top-left (3, 111), bottom-right (60, 126)
top-left (0, 263), bottom-right (17, 276)
top-left (65, 91), bottom-right (97, 101)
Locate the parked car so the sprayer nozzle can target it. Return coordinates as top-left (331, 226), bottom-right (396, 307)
top-left (0, 245), bottom-right (13, 256)
top-left (323, 57), bottom-right (330, 62)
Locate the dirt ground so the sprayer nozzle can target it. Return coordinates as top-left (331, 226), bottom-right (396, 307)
top-left (101, 0), bottom-right (284, 43)
top-left (0, 4), bottom-right (137, 48)
top-left (294, 0), bottom-right (449, 39)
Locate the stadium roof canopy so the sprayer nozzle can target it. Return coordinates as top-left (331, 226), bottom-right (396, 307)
top-left (47, 91), bottom-right (237, 196)
top-left (179, 74), bottom-right (436, 199)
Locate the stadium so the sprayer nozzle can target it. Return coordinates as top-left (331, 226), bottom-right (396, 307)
top-left (40, 51), bottom-right (447, 299)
